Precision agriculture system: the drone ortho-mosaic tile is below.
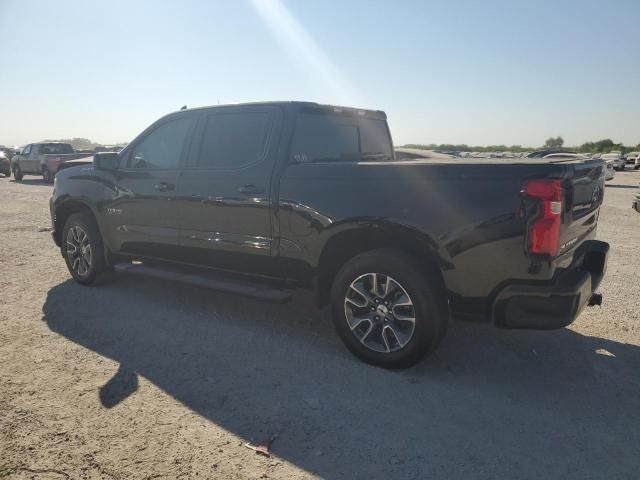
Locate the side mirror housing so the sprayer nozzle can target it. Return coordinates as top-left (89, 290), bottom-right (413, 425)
top-left (94, 152), bottom-right (119, 171)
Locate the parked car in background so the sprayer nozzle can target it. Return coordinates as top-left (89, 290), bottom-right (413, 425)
top-left (526, 149), bottom-right (575, 158)
top-left (541, 153), bottom-right (614, 181)
top-left (0, 151), bottom-right (11, 177)
top-left (395, 148), bottom-right (456, 160)
top-left (601, 152), bottom-right (625, 171)
top-left (604, 159), bottom-right (616, 181)
top-left (50, 101), bottom-right (609, 368)
top-left (11, 142), bottom-right (93, 182)
top-left (94, 145), bottom-right (122, 153)
top-left (625, 151), bottom-right (639, 166)
top-left (0, 146), bottom-right (15, 161)
top-left (542, 153), bottom-right (587, 160)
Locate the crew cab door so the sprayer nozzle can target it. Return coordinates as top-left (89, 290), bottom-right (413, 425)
top-left (103, 113), bottom-right (197, 261)
top-left (176, 105), bottom-right (282, 276)
top-left (22, 144), bottom-right (39, 173)
top-left (14, 144), bottom-right (29, 172)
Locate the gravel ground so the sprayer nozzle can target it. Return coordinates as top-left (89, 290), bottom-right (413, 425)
top-left (1, 170), bottom-right (639, 480)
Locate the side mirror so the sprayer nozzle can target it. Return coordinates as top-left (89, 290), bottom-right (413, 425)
top-left (94, 152), bottom-right (119, 171)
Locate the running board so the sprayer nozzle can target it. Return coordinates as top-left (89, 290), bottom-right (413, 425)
top-left (114, 263), bottom-right (292, 303)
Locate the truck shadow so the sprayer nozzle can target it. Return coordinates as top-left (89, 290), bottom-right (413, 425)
top-left (605, 183), bottom-right (638, 189)
top-left (11, 178), bottom-right (49, 186)
top-left (42, 277), bottom-right (640, 479)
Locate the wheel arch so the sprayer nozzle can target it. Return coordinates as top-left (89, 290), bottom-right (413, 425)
top-left (53, 199), bottom-right (101, 248)
top-left (315, 221), bottom-right (450, 308)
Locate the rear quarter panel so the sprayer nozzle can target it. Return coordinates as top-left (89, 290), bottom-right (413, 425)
top-left (277, 161), bottom-right (587, 300)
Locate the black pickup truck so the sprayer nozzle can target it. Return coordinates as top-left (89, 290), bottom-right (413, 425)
top-left (50, 102), bottom-right (609, 368)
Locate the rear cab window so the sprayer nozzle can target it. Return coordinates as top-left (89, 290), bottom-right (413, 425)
top-left (291, 111), bottom-right (392, 163)
top-left (40, 143), bottom-right (74, 155)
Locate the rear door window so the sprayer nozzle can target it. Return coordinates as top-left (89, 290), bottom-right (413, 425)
top-left (197, 111), bottom-right (271, 169)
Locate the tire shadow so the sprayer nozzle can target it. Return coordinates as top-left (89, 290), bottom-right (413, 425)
top-left (43, 276), bottom-right (640, 479)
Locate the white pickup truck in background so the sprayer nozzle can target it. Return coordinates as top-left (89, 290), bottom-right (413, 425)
top-left (602, 152), bottom-right (626, 171)
top-left (11, 142), bottom-right (92, 183)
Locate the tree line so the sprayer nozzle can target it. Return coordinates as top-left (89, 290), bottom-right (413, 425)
top-left (404, 136), bottom-right (640, 154)
top-left (40, 138), bottom-right (127, 150)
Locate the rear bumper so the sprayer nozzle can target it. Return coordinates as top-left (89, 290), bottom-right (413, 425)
top-left (492, 240), bottom-right (609, 329)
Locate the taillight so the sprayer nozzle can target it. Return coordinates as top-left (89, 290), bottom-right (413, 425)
top-left (522, 179), bottom-right (563, 256)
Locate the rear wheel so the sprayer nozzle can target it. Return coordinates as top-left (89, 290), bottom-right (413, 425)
top-left (330, 249), bottom-right (448, 369)
top-left (12, 165), bottom-right (23, 181)
top-left (62, 213), bottom-right (107, 285)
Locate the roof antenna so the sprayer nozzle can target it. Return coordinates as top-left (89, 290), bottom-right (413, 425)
top-left (180, 105), bottom-right (187, 110)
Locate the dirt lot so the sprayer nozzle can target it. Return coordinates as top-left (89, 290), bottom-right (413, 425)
top-left (1, 170), bottom-right (639, 479)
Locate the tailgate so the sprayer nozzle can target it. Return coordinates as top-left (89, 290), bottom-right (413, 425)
top-left (559, 159), bottom-right (605, 255)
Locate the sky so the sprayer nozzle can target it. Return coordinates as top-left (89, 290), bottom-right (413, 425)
top-left (1, 0), bottom-right (638, 148)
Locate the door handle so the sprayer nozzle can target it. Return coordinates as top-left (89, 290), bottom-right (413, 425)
top-left (238, 184), bottom-right (264, 195)
top-left (154, 182), bottom-right (175, 192)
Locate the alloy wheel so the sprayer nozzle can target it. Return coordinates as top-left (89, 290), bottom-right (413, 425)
top-left (66, 226), bottom-right (92, 277)
top-left (343, 272), bottom-right (416, 353)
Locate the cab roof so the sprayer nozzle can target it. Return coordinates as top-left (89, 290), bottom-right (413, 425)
top-left (176, 101), bottom-right (387, 119)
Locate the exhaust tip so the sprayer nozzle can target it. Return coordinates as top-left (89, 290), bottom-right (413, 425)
top-left (588, 293), bottom-right (603, 307)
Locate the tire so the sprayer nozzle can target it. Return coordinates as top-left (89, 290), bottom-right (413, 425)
top-left (62, 212), bottom-right (107, 285)
top-left (330, 249), bottom-right (448, 369)
top-left (43, 166), bottom-right (52, 183)
top-left (13, 165), bottom-right (23, 181)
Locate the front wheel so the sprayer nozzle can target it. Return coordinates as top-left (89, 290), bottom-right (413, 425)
top-left (43, 166), bottom-right (53, 183)
top-left (62, 213), bottom-right (107, 285)
top-left (330, 249), bottom-right (448, 369)
top-left (12, 165), bottom-right (23, 181)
